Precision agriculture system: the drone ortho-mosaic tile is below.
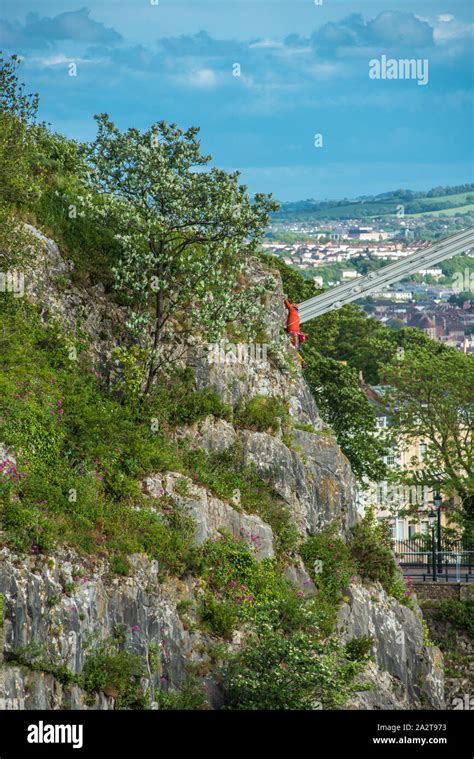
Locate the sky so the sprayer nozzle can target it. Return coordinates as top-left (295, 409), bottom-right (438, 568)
top-left (1, 1), bottom-right (473, 201)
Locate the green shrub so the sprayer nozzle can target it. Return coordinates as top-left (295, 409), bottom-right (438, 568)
top-left (82, 639), bottom-right (148, 709)
top-left (223, 631), bottom-right (362, 710)
top-left (109, 555), bottom-right (130, 577)
top-left (0, 298), bottom-right (196, 571)
top-left (345, 635), bottom-right (374, 662)
top-left (350, 508), bottom-right (398, 592)
top-left (235, 395), bottom-right (289, 433)
top-left (301, 526), bottom-right (355, 599)
top-left (146, 368), bottom-right (231, 429)
top-left (435, 599), bottom-right (474, 637)
top-left (300, 527), bottom-right (356, 634)
top-left (8, 642), bottom-right (80, 687)
top-left (196, 536), bottom-right (317, 636)
top-left (199, 593), bottom-right (239, 639)
top-left (154, 676), bottom-right (207, 710)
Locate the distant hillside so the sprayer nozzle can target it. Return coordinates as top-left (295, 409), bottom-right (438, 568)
top-left (273, 185), bottom-right (474, 222)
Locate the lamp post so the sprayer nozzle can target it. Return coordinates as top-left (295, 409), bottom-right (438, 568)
top-left (428, 509), bottom-right (437, 582)
top-left (433, 491), bottom-right (442, 573)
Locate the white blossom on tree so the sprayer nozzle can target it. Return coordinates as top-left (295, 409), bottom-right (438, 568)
top-left (86, 114), bottom-right (278, 391)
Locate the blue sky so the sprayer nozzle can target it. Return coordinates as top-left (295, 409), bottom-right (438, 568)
top-left (1, 1), bottom-right (473, 201)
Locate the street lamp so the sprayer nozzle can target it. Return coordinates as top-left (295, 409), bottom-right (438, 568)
top-left (433, 491), bottom-right (443, 573)
top-left (428, 509), bottom-right (437, 582)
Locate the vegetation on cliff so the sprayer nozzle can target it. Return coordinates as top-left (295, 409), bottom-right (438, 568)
top-left (0, 54), bottom-right (459, 711)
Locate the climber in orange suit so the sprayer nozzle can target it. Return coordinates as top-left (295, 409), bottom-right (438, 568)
top-left (284, 298), bottom-right (300, 333)
top-left (284, 298), bottom-right (307, 365)
top-left (284, 298), bottom-right (301, 346)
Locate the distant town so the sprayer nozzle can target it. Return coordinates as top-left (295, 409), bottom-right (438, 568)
top-left (264, 214), bottom-right (474, 354)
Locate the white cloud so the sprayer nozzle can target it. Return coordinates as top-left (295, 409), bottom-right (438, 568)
top-left (31, 54), bottom-right (95, 67)
top-left (249, 39), bottom-right (283, 50)
top-left (172, 67), bottom-right (219, 89)
top-left (431, 14), bottom-right (474, 42)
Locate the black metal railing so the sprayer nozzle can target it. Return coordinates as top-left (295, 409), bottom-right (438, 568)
top-left (394, 544), bottom-right (474, 582)
top-left (394, 540), bottom-right (474, 567)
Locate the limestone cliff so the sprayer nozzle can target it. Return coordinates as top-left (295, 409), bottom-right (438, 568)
top-left (0, 227), bottom-right (444, 710)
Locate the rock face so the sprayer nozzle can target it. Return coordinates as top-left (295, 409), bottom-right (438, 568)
top-left (177, 418), bottom-right (357, 539)
top-left (415, 586), bottom-right (474, 711)
top-left (0, 547), bottom-right (443, 711)
top-left (23, 225), bottom-right (130, 380)
top-left (337, 581), bottom-right (444, 710)
top-left (0, 228), bottom-right (445, 711)
top-left (143, 472), bottom-right (275, 561)
top-left (0, 548), bottom-right (208, 710)
top-left (241, 429), bottom-right (357, 535)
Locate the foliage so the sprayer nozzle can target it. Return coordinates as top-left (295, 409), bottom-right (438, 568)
top-left (196, 536), bottom-right (321, 636)
top-left (9, 642), bottom-right (80, 687)
top-left (303, 304), bottom-right (396, 385)
top-left (193, 535), bottom-right (365, 709)
top-left (0, 53), bottom-right (38, 209)
top-left (345, 635), bottom-right (375, 662)
top-left (235, 395), bottom-right (289, 433)
top-left (259, 252), bottom-right (320, 303)
top-left (383, 346), bottom-right (474, 527)
top-left (112, 345), bottom-right (148, 405)
top-left (184, 447), bottom-right (298, 555)
top-left (434, 599), bottom-right (474, 637)
top-left (0, 297), bottom-right (196, 572)
top-left (301, 527), bottom-right (355, 599)
top-left (154, 677), bottom-right (207, 710)
top-left (199, 593), bottom-right (239, 639)
top-left (30, 128), bottom-right (122, 290)
top-left (300, 526), bottom-right (356, 633)
top-left (86, 114), bottom-right (278, 388)
top-left (82, 638), bottom-right (148, 709)
top-left (223, 631), bottom-right (362, 710)
top-left (145, 367), bottom-right (231, 428)
top-left (350, 508), bottom-right (400, 595)
top-left (304, 350), bottom-right (387, 481)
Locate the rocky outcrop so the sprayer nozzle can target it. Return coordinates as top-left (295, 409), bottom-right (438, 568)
top-left (337, 581), bottom-right (444, 710)
top-left (416, 589), bottom-right (474, 710)
top-left (23, 226), bottom-right (129, 379)
top-left (177, 417), bottom-right (357, 538)
top-left (0, 227), bottom-right (445, 711)
top-left (241, 429), bottom-right (357, 535)
top-left (0, 548), bottom-right (209, 710)
top-left (142, 472), bottom-right (275, 560)
top-left (0, 547), bottom-right (443, 711)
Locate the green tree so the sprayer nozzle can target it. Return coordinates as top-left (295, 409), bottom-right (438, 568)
top-left (0, 53), bottom-right (38, 207)
top-left (0, 54), bottom-right (39, 268)
top-left (306, 305), bottom-right (397, 384)
top-left (384, 347), bottom-right (474, 527)
top-left (87, 115), bottom-right (278, 391)
top-left (304, 349), bottom-right (387, 481)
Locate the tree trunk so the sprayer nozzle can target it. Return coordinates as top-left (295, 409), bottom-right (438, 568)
top-left (144, 241), bottom-right (165, 396)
